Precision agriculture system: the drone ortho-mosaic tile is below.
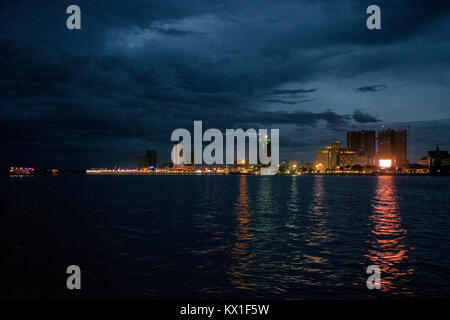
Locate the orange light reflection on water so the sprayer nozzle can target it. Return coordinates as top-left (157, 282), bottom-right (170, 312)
top-left (366, 176), bottom-right (413, 294)
top-left (229, 175), bottom-right (256, 290)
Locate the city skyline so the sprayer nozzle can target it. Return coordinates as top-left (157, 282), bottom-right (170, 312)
top-left (3, 124), bottom-right (443, 170)
top-left (315, 128), bottom-right (408, 171)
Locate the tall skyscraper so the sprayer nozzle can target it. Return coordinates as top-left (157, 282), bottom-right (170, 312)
top-left (378, 129), bottom-right (408, 168)
top-left (346, 130), bottom-right (376, 164)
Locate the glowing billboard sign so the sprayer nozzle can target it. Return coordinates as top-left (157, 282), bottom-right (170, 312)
top-left (379, 159), bottom-right (392, 168)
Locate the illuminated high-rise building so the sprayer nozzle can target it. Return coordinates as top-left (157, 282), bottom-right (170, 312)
top-left (315, 147), bottom-right (331, 171)
top-left (378, 128), bottom-right (408, 168)
top-left (315, 142), bottom-right (342, 171)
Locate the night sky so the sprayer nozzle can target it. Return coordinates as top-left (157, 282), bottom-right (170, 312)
top-left (1, 0), bottom-right (449, 169)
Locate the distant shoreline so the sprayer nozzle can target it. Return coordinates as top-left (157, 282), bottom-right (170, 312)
top-left (3, 172), bottom-right (448, 177)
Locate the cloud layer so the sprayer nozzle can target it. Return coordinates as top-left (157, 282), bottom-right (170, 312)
top-left (0, 0), bottom-right (449, 167)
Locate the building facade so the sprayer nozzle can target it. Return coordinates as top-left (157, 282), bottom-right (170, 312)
top-left (315, 147), bottom-right (331, 171)
top-left (346, 130), bottom-right (376, 165)
top-left (339, 150), bottom-right (359, 168)
top-left (378, 129), bottom-right (408, 168)
top-left (428, 145), bottom-right (450, 174)
top-left (315, 142), bottom-right (343, 171)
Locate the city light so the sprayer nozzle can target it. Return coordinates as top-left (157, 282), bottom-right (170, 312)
top-left (379, 159), bottom-right (392, 168)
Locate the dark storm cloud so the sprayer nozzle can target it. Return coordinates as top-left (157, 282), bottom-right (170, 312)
top-left (271, 88), bottom-right (317, 95)
top-left (356, 84), bottom-right (388, 92)
top-left (0, 0), bottom-right (449, 167)
top-left (249, 109), bottom-right (351, 128)
top-left (150, 27), bottom-right (202, 37)
top-left (262, 99), bottom-right (314, 105)
top-left (352, 110), bottom-right (381, 123)
top-left (279, 137), bottom-right (310, 149)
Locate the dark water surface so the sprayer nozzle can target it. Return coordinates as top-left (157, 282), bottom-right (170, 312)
top-left (1, 174), bottom-right (449, 299)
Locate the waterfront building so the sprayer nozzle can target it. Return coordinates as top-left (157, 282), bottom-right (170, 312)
top-left (427, 145), bottom-right (450, 174)
top-left (339, 150), bottom-right (359, 168)
top-left (315, 147), bottom-right (331, 171)
top-left (346, 130), bottom-right (376, 165)
top-left (378, 128), bottom-right (408, 168)
top-left (315, 142), bottom-right (342, 171)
